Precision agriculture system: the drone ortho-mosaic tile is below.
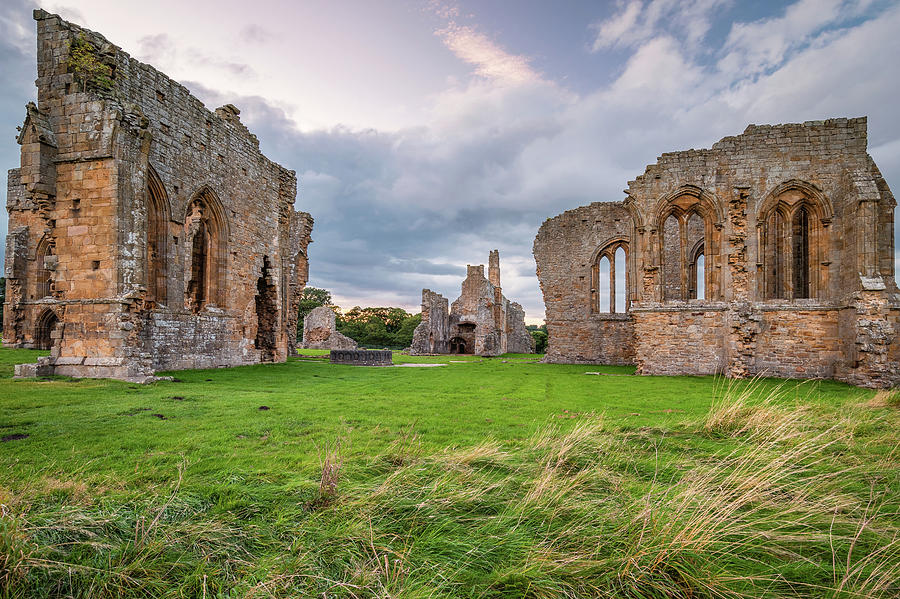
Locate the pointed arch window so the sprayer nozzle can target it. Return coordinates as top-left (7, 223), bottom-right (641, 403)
top-left (759, 183), bottom-right (829, 300)
top-left (146, 166), bottom-right (169, 306)
top-left (184, 188), bottom-right (228, 313)
top-left (34, 237), bottom-right (54, 299)
top-left (661, 208), bottom-right (710, 302)
top-left (591, 240), bottom-right (629, 313)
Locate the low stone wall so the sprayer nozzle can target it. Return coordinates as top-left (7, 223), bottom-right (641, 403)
top-left (544, 313), bottom-right (634, 364)
top-left (147, 311), bottom-right (250, 371)
top-left (330, 349), bottom-right (393, 366)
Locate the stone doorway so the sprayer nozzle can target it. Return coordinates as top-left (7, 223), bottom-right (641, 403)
top-left (451, 322), bottom-right (476, 354)
top-left (34, 309), bottom-right (58, 350)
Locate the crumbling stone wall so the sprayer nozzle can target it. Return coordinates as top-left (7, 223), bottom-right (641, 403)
top-left (301, 306), bottom-right (357, 350)
top-left (4, 11), bottom-right (313, 381)
top-left (533, 202), bottom-right (635, 364)
top-left (505, 301), bottom-right (534, 354)
top-left (535, 118), bottom-right (899, 388)
top-left (409, 289), bottom-right (450, 354)
top-left (410, 251), bottom-right (534, 356)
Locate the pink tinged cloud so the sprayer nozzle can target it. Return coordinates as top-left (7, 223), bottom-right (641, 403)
top-left (436, 24), bottom-right (540, 85)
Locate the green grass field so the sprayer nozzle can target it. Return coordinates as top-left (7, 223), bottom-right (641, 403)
top-left (0, 347), bottom-right (897, 598)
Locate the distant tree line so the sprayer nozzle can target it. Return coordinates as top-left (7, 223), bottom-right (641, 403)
top-left (296, 287), bottom-right (421, 349)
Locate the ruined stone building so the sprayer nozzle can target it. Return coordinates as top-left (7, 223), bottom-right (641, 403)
top-left (410, 251), bottom-right (534, 356)
top-left (301, 306), bottom-right (357, 350)
top-left (534, 118), bottom-right (899, 388)
top-left (4, 11), bottom-right (313, 381)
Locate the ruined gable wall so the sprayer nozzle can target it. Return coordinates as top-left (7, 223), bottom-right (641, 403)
top-left (451, 265), bottom-right (503, 356)
top-left (534, 202), bottom-right (634, 364)
top-left (625, 118), bottom-right (897, 386)
top-left (6, 11), bottom-right (311, 380)
top-left (626, 118), bottom-right (874, 305)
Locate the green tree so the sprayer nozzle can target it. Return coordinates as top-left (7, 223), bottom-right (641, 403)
top-left (336, 306), bottom-right (419, 348)
top-left (392, 313), bottom-right (422, 348)
top-left (530, 329), bottom-right (548, 354)
top-left (297, 287), bottom-right (333, 337)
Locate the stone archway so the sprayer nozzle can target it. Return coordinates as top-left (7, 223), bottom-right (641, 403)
top-left (450, 337), bottom-right (467, 354)
top-left (34, 309), bottom-right (59, 350)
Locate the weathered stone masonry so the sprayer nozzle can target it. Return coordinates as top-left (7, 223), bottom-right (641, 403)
top-left (410, 251), bottom-right (534, 356)
top-left (4, 11), bottom-right (313, 381)
top-left (535, 118), bottom-right (899, 388)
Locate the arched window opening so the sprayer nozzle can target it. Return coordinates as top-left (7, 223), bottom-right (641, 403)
top-left (598, 256), bottom-right (611, 313)
top-left (36, 242), bottom-right (53, 299)
top-left (35, 309), bottom-right (58, 350)
top-left (792, 206), bottom-right (810, 299)
top-left (591, 241), bottom-right (629, 314)
top-left (255, 256), bottom-right (278, 361)
top-left (662, 215), bottom-right (682, 301)
top-left (614, 247), bottom-right (626, 313)
top-left (184, 189), bottom-right (227, 313)
top-left (759, 184), bottom-right (827, 301)
top-left (689, 240), bottom-right (705, 300)
top-left (146, 167), bottom-right (169, 306)
top-left (658, 190), bottom-right (717, 303)
top-left (695, 254), bottom-right (705, 300)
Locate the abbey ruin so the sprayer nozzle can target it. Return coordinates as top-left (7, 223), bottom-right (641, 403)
top-left (4, 10), bottom-right (313, 381)
top-left (410, 251), bottom-right (534, 356)
top-left (534, 118), bottom-right (899, 388)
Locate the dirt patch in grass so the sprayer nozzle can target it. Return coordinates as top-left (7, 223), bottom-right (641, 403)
top-left (2, 433), bottom-right (28, 442)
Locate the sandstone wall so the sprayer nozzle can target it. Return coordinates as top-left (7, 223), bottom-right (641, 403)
top-left (5, 11), bottom-right (312, 381)
top-left (535, 118), bottom-right (899, 388)
top-left (545, 315), bottom-right (634, 365)
top-left (535, 202), bottom-right (634, 363)
top-left (451, 265), bottom-right (503, 356)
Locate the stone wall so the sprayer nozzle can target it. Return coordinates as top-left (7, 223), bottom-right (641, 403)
top-left (5, 11), bottom-right (313, 381)
top-left (301, 306), bottom-right (357, 350)
top-left (330, 349), bottom-right (393, 366)
top-left (505, 301), bottom-right (536, 354)
top-left (534, 202), bottom-right (634, 363)
top-left (410, 252), bottom-right (533, 357)
top-left (409, 289), bottom-right (449, 354)
top-left (535, 118), bottom-right (899, 388)
top-left (545, 315), bottom-right (634, 365)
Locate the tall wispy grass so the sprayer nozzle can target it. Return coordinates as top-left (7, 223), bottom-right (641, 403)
top-left (2, 381), bottom-right (898, 598)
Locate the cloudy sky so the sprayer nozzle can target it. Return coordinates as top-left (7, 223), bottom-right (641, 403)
top-left (1, 0), bottom-right (899, 323)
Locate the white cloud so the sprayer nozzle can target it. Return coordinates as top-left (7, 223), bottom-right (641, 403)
top-left (590, 0), bottom-right (730, 53)
top-left (591, 0), bottom-right (642, 50)
top-left (718, 0), bottom-right (845, 76)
